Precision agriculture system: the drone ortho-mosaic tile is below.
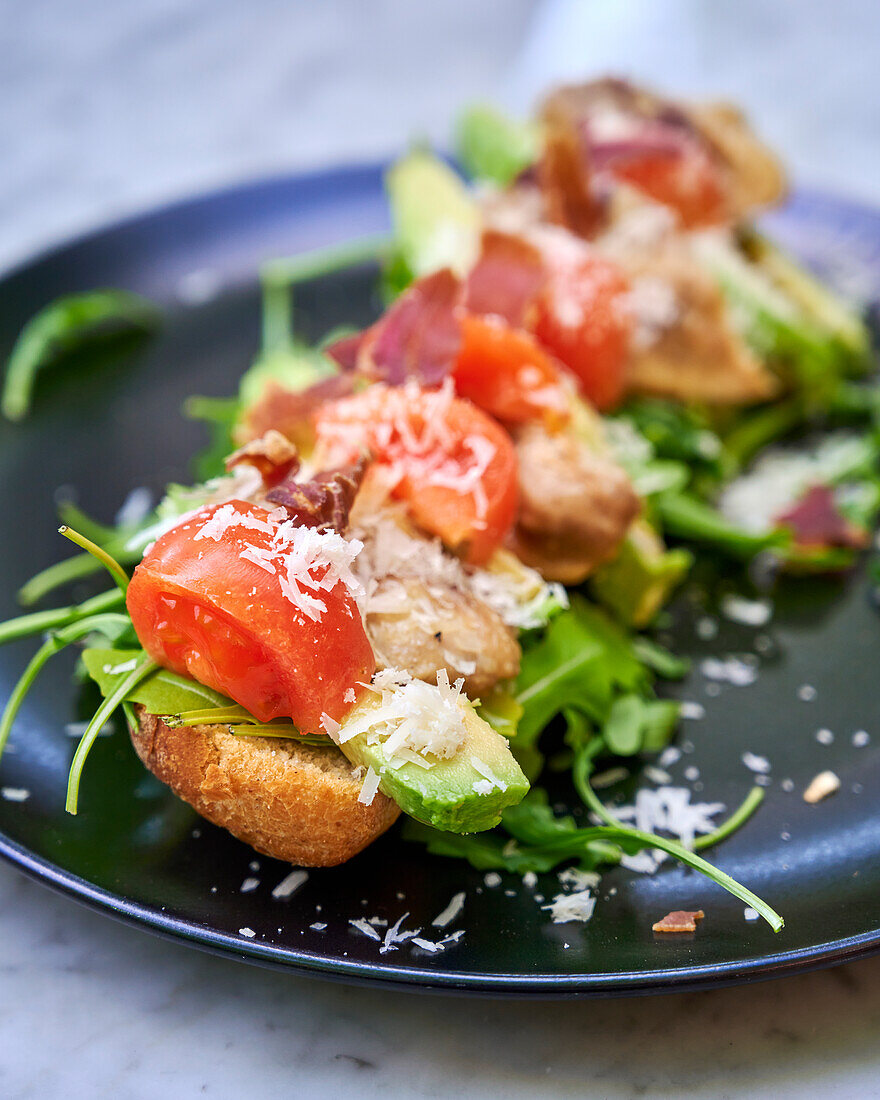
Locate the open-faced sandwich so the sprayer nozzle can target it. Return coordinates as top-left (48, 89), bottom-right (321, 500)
top-left (2, 77), bottom-right (877, 931)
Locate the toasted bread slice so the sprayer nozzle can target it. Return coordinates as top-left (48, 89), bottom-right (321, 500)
top-left (131, 708), bottom-right (400, 866)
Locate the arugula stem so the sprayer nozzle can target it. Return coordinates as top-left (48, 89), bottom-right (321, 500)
top-left (260, 234), bottom-right (391, 288)
top-left (0, 613), bottom-right (131, 762)
top-left (261, 280), bottom-right (294, 353)
top-left (694, 786), bottom-right (765, 851)
top-left (597, 825), bottom-right (784, 932)
top-left (66, 657), bottom-right (157, 814)
top-left (227, 724), bottom-right (326, 744)
top-left (574, 751), bottom-right (782, 930)
top-left (58, 526), bottom-right (129, 593)
top-left (0, 587), bottom-right (124, 646)
top-left (19, 553), bottom-right (115, 607)
top-left (722, 398), bottom-right (805, 474)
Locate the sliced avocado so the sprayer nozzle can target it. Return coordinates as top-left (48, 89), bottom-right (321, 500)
top-left (744, 231), bottom-right (871, 371)
top-left (336, 693), bottom-right (529, 833)
top-left (455, 104), bottom-right (541, 186)
top-left (590, 521), bottom-right (692, 628)
top-left (385, 150), bottom-right (480, 279)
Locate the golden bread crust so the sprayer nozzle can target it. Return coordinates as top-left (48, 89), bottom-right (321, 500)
top-left (131, 708), bottom-right (400, 866)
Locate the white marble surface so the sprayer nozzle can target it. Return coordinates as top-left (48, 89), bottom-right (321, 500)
top-left (3, 2), bottom-right (880, 1097)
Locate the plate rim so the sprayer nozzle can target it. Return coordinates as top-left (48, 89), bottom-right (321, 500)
top-left (2, 161), bottom-right (880, 997)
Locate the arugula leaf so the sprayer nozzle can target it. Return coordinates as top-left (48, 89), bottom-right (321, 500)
top-left (602, 694), bottom-right (646, 756)
top-left (2, 290), bottom-right (159, 421)
top-left (630, 637), bottom-right (690, 679)
top-left (82, 648), bottom-right (230, 713)
top-left (512, 597), bottom-right (652, 778)
top-left (455, 104), bottom-right (541, 186)
top-left (617, 399), bottom-right (724, 476)
top-left (638, 700), bottom-right (681, 752)
top-left (183, 395), bottom-right (241, 482)
top-left (80, 648), bottom-right (331, 748)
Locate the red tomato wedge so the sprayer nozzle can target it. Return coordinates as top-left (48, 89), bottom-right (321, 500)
top-left (313, 384), bottom-right (518, 564)
top-left (453, 314), bottom-right (570, 429)
top-left (607, 148), bottom-right (726, 228)
top-left (532, 255), bottom-right (631, 411)
top-left (126, 501), bottom-right (374, 732)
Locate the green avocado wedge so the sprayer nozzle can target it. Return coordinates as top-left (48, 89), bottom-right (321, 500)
top-left (336, 693), bottom-right (529, 834)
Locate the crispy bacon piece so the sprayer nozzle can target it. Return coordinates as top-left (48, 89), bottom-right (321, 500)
top-left (537, 110), bottom-right (603, 238)
top-left (266, 454), bottom-right (369, 532)
top-left (652, 909), bottom-right (705, 934)
top-left (464, 230), bottom-right (547, 327)
top-left (359, 269), bottom-right (463, 386)
top-left (224, 429), bottom-right (300, 487)
top-left (238, 374), bottom-right (356, 448)
top-left (776, 485), bottom-right (869, 550)
top-left (324, 330), bottom-right (368, 371)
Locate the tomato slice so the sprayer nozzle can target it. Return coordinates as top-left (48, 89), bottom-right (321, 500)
top-left (453, 314), bottom-right (570, 429)
top-left (126, 501), bottom-right (375, 732)
top-left (313, 384), bottom-right (518, 564)
top-left (531, 255), bottom-right (631, 411)
top-left (607, 148), bottom-right (726, 228)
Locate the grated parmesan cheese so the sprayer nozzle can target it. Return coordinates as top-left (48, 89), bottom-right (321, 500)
top-left (700, 655), bottom-right (758, 686)
top-left (720, 594), bottom-right (773, 627)
top-left (351, 508), bottom-right (561, 630)
top-left (380, 912), bottom-right (420, 954)
top-left (411, 930), bottom-right (464, 954)
top-left (557, 868), bottom-right (600, 891)
top-left (357, 766), bottom-right (381, 806)
top-left (337, 668), bottom-right (468, 767)
top-left (542, 890), bottom-right (597, 924)
top-left (432, 891), bottom-right (466, 928)
top-left (349, 918), bottom-right (382, 942)
top-left (614, 787), bottom-right (725, 850)
top-left (271, 869), bottom-right (308, 900)
top-left (470, 756), bottom-right (507, 793)
top-left (742, 751), bottom-right (771, 774)
top-left (1, 787), bottom-right (30, 802)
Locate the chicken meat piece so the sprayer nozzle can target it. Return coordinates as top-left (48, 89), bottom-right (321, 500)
top-left (618, 239), bottom-right (778, 405)
top-left (365, 576), bottom-right (520, 697)
top-left (539, 77), bottom-right (785, 226)
top-left (510, 421), bottom-right (640, 583)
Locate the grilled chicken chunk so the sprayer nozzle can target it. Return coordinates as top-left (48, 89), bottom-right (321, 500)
top-left (365, 576), bottom-right (520, 697)
top-left (620, 240), bottom-right (778, 405)
top-left (510, 421), bottom-right (640, 583)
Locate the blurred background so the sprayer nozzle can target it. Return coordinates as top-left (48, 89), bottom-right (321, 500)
top-left (3, 0), bottom-right (880, 272)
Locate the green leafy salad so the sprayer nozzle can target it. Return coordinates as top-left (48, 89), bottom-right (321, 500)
top-left (2, 77), bottom-right (879, 936)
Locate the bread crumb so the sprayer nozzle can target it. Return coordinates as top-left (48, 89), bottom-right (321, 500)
top-left (803, 770), bottom-right (840, 803)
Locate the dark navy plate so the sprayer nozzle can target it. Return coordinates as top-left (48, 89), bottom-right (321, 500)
top-left (1, 164), bottom-right (879, 996)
